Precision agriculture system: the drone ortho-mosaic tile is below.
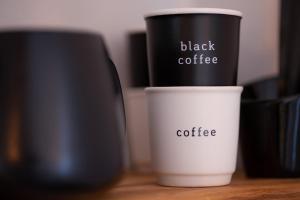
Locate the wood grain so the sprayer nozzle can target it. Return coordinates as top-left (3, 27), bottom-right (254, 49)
top-left (2, 172), bottom-right (300, 200)
top-left (98, 173), bottom-right (300, 200)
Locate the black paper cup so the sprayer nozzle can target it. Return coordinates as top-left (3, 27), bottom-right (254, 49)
top-left (145, 8), bottom-right (242, 86)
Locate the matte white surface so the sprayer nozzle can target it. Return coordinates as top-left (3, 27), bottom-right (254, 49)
top-left (145, 8), bottom-right (242, 18)
top-left (146, 86), bottom-right (242, 187)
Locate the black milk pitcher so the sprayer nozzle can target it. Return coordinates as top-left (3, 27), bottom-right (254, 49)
top-left (0, 31), bottom-right (125, 188)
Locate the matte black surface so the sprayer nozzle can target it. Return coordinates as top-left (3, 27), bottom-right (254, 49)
top-left (280, 0), bottom-right (300, 95)
top-left (242, 77), bottom-right (279, 100)
top-left (240, 78), bottom-right (300, 177)
top-left (0, 31), bottom-right (125, 188)
top-left (128, 32), bottom-right (149, 87)
top-left (145, 14), bottom-right (241, 86)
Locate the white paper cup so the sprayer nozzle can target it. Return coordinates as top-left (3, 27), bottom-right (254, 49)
top-left (145, 86), bottom-right (243, 187)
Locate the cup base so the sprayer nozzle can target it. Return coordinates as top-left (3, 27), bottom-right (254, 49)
top-left (157, 174), bottom-right (232, 187)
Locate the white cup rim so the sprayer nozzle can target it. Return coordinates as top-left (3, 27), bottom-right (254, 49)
top-left (144, 8), bottom-right (242, 19)
top-left (145, 86), bottom-right (243, 93)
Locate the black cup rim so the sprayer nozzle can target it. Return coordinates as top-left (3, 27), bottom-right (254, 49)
top-left (144, 8), bottom-right (243, 19)
top-left (127, 30), bottom-right (146, 36)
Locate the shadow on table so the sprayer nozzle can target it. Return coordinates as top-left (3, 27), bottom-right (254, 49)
top-left (0, 178), bottom-right (118, 200)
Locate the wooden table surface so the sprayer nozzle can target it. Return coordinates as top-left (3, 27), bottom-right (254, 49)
top-left (2, 172), bottom-right (300, 200)
top-left (101, 173), bottom-right (300, 200)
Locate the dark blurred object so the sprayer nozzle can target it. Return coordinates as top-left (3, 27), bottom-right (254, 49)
top-left (0, 30), bottom-right (125, 189)
top-left (128, 31), bottom-right (149, 87)
top-left (280, 0), bottom-right (300, 95)
top-left (241, 0), bottom-right (300, 178)
top-left (240, 77), bottom-right (300, 177)
top-left (242, 76), bottom-right (279, 100)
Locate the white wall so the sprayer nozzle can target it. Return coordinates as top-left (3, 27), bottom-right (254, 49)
top-left (0, 0), bottom-right (279, 85)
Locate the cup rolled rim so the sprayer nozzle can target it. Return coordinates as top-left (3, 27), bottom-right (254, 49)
top-left (144, 8), bottom-right (243, 19)
top-left (145, 86), bottom-right (243, 93)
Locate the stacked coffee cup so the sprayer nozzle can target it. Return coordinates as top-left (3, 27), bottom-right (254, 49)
top-left (144, 8), bottom-right (243, 187)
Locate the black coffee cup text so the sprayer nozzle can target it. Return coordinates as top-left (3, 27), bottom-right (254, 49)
top-left (178, 41), bottom-right (218, 65)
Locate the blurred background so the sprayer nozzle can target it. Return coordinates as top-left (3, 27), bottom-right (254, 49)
top-left (2, 0), bottom-right (296, 197)
top-left (0, 0), bottom-right (280, 86)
